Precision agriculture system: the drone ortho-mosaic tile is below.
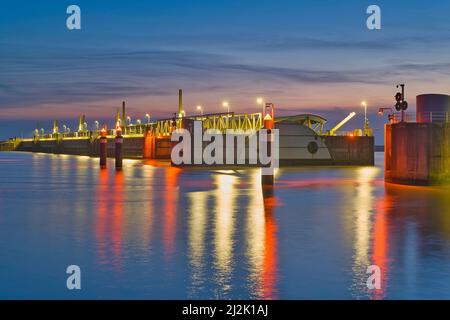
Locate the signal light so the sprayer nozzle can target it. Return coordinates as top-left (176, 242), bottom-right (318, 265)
top-left (394, 85), bottom-right (408, 112)
top-left (401, 101), bottom-right (408, 110)
top-left (100, 126), bottom-right (107, 137)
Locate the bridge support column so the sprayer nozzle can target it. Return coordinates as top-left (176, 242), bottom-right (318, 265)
top-left (99, 126), bottom-right (107, 169)
top-left (143, 127), bottom-right (155, 159)
top-left (262, 103), bottom-right (275, 186)
top-left (115, 127), bottom-right (123, 171)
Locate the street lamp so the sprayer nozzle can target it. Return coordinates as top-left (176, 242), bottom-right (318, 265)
top-left (222, 101), bottom-right (230, 113)
top-left (136, 119), bottom-right (142, 133)
top-left (378, 107), bottom-right (396, 124)
top-left (361, 101), bottom-right (368, 130)
top-left (145, 113), bottom-right (150, 124)
top-left (94, 120), bottom-right (99, 131)
top-left (197, 105), bottom-right (203, 116)
top-left (126, 116), bottom-right (131, 125)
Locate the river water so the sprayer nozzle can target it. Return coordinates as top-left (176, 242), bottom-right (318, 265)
top-left (0, 152), bottom-right (449, 299)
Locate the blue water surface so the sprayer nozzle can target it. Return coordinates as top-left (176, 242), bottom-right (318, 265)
top-left (0, 152), bottom-right (449, 299)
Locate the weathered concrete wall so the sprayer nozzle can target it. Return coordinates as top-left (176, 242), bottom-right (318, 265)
top-left (323, 136), bottom-right (374, 166)
top-left (155, 139), bottom-right (173, 159)
top-left (429, 124), bottom-right (450, 182)
top-left (385, 122), bottom-right (450, 185)
top-left (16, 136), bottom-right (145, 159)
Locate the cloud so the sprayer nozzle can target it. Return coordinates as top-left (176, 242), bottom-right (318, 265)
top-left (2, 34), bottom-right (450, 115)
top-left (210, 63), bottom-right (384, 84)
top-left (395, 62), bottom-right (450, 74)
top-left (136, 32), bottom-right (450, 53)
top-left (0, 47), bottom-right (391, 110)
top-left (239, 37), bottom-right (398, 51)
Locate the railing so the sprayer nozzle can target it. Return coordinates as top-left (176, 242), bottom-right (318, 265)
top-left (33, 131), bottom-right (91, 141)
top-left (26, 112), bottom-right (265, 142)
top-left (417, 112), bottom-right (450, 123)
top-left (144, 112), bottom-right (263, 138)
top-left (188, 112), bottom-right (263, 132)
top-left (0, 138), bottom-right (21, 151)
top-left (123, 124), bottom-right (149, 135)
top-left (390, 112), bottom-right (415, 123)
top-left (333, 129), bottom-right (372, 137)
top-left (390, 112), bottom-right (450, 123)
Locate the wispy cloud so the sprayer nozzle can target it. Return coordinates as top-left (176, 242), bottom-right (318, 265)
top-left (2, 33), bottom-right (450, 117)
top-left (0, 48), bottom-right (393, 109)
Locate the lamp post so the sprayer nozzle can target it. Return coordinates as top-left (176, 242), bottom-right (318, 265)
top-left (361, 101), bottom-right (368, 131)
top-left (145, 113), bottom-right (150, 124)
top-left (222, 101), bottom-right (230, 114)
top-left (136, 119), bottom-right (142, 133)
top-left (197, 105), bottom-right (203, 116)
top-left (378, 107), bottom-right (395, 124)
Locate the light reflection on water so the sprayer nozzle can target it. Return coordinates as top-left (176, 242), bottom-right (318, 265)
top-left (0, 152), bottom-right (450, 299)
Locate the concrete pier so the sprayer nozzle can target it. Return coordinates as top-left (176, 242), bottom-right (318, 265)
top-left (385, 122), bottom-right (450, 185)
top-left (99, 127), bottom-right (107, 169)
top-left (385, 93), bottom-right (450, 185)
top-left (115, 128), bottom-right (123, 170)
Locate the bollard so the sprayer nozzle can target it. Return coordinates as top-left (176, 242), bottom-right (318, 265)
top-left (115, 126), bottom-right (123, 171)
top-left (99, 126), bottom-right (107, 169)
top-left (261, 134), bottom-right (274, 187)
top-left (261, 169), bottom-right (274, 186)
top-left (262, 103), bottom-right (275, 187)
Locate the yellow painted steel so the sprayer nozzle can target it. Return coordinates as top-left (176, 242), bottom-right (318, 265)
top-left (130, 112), bottom-right (264, 137)
top-left (189, 112), bottom-right (263, 132)
top-left (17, 112), bottom-right (264, 145)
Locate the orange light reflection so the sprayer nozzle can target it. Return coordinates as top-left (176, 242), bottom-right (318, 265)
top-left (371, 192), bottom-right (392, 300)
top-left (163, 167), bottom-right (180, 262)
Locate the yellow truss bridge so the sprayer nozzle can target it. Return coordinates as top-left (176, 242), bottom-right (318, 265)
top-left (122, 112), bottom-right (264, 137)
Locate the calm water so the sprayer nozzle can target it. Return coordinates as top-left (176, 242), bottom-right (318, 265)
top-left (0, 152), bottom-right (450, 299)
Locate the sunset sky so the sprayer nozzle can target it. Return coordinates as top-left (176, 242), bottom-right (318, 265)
top-left (2, 0), bottom-right (450, 142)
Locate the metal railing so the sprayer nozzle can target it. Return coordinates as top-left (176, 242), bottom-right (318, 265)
top-left (0, 138), bottom-right (21, 151)
top-left (26, 112), bottom-right (265, 142)
top-left (417, 112), bottom-right (450, 123)
top-left (389, 112), bottom-right (414, 123)
top-left (143, 112), bottom-right (263, 138)
top-left (33, 131), bottom-right (91, 141)
top-left (390, 112), bottom-right (450, 123)
top-left (189, 112), bottom-right (263, 132)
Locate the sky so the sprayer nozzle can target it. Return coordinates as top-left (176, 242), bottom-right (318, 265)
top-left (2, 0), bottom-right (450, 142)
